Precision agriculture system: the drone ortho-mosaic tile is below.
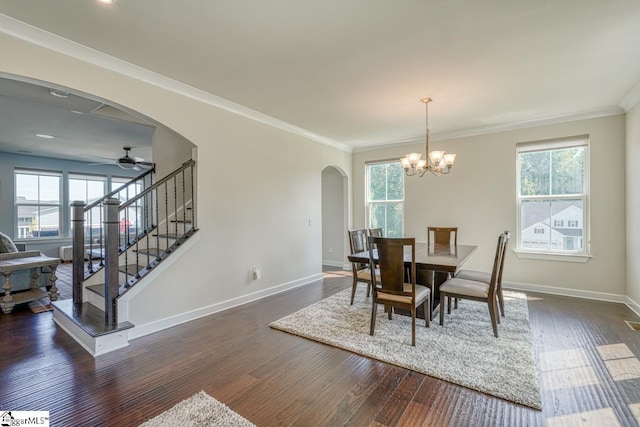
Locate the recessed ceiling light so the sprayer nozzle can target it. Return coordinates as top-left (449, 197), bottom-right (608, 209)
top-left (97, 0), bottom-right (114, 4)
top-left (49, 88), bottom-right (69, 98)
top-left (36, 134), bottom-right (54, 139)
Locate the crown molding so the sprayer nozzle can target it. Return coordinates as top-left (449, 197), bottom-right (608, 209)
top-left (0, 14), bottom-right (353, 153)
top-left (353, 106), bottom-right (625, 153)
top-left (620, 79), bottom-right (640, 111)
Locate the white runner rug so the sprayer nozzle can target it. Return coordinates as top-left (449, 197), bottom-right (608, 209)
top-left (139, 391), bottom-right (255, 427)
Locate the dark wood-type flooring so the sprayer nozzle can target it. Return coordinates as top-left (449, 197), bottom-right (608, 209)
top-left (1, 264), bottom-right (640, 426)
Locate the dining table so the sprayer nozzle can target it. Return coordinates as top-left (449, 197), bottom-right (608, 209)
top-left (347, 242), bottom-right (477, 320)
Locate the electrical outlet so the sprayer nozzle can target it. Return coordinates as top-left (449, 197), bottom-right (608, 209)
top-left (252, 266), bottom-right (261, 280)
top-left (308, 217), bottom-right (313, 226)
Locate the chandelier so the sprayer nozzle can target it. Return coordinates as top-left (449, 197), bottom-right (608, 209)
top-left (400, 97), bottom-right (455, 177)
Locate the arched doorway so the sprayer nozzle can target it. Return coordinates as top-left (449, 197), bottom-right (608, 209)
top-left (321, 166), bottom-right (348, 269)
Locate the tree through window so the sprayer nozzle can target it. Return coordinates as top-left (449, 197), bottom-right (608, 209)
top-left (366, 161), bottom-right (404, 237)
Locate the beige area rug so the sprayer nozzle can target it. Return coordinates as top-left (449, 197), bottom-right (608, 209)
top-left (270, 287), bottom-right (542, 410)
top-left (28, 298), bottom-right (53, 314)
top-left (139, 391), bottom-right (255, 427)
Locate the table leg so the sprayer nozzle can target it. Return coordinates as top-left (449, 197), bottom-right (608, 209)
top-left (48, 264), bottom-right (59, 302)
top-left (1, 272), bottom-right (15, 314)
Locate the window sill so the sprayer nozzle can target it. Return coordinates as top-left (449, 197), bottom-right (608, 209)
top-left (514, 249), bottom-right (591, 263)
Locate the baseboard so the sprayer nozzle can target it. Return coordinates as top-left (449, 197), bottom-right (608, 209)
top-left (128, 272), bottom-right (323, 340)
top-left (624, 295), bottom-right (640, 318)
top-left (322, 259), bottom-right (345, 268)
top-left (504, 280), bottom-right (631, 306)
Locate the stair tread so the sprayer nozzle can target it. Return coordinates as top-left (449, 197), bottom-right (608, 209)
top-left (119, 264), bottom-right (145, 275)
top-left (52, 300), bottom-right (134, 337)
top-left (85, 284), bottom-right (106, 297)
top-left (133, 247), bottom-right (163, 256)
top-left (152, 233), bottom-right (181, 239)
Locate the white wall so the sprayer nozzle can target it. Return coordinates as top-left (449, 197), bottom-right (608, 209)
top-left (0, 34), bottom-right (351, 330)
top-left (353, 115), bottom-right (626, 296)
top-left (626, 101), bottom-right (640, 307)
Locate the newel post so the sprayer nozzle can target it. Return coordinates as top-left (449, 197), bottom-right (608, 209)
top-left (104, 198), bottom-right (121, 325)
top-left (71, 200), bottom-right (86, 306)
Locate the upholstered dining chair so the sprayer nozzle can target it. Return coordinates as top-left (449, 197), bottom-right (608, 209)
top-left (348, 229), bottom-right (374, 305)
top-left (368, 228), bottom-right (383, 238)
top-left (427, 227), bottom-right (458, 246)
top-left (428, 226), bottom-right (459, 309)
top-left (439, 232), bottom-right (509, 338)
top-left (368, 236), bottom-right (430, 346)
top-left (455, 231), bottom-right (510, 317)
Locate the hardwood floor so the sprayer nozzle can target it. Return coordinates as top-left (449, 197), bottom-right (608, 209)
top-left (1, 265), bottom-right (640, 426)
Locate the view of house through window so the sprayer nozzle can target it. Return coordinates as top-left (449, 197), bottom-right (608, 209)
top-left (517, 136), bottom-right (588, 254)
top-left (366, 161), bottom-right (404, 237)
top-left (69, 174), bottom-right (107, 235)
top-left (15, 169), bottom-right (61, 238)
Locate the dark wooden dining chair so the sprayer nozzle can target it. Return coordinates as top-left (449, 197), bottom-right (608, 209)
top-left (455, 231), bottom-right (510, 317)
top-left (427, 226), bottom-right (459, 309)
top-left (427, 226), bottom-right (458, 246)
top-left (368, 236), bottom-right (430, 346)
top-left (439, 232), bottom-right (509, 338)
top-left (348, 229), bottom-right (374, 305)
top-left (368, 228), bottom-right (383, 238)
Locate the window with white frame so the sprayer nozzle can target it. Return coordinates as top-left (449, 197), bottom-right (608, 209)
top-left (366, 160), bottom-right (404, 238)
top-left (69, 173), bottom-right (107, 236)
top-left (111, 177), bottom-right (144, 233)
top-left (15, 169), bottom-right (62, 239)
top-left (517, 136), bottom-right (589, 255)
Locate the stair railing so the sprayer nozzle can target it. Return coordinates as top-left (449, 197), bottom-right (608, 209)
top-left (72, 160), bottom-right (196, 325)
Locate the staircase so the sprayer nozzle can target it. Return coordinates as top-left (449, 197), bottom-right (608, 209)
top-left (52, 160), bottom-right (197, 356)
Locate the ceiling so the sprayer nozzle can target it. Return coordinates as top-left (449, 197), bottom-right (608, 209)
top-left (0, 78), bottom-right (154, 163)
top-left (0, 0), bottom-right (639, 154)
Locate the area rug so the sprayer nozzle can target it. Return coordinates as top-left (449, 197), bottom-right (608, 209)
top-left (28, 298), bottom-right (53, 314)
top-left (270, 287), bottom-right (542, 410)
top-left (139, 391), bottom-right (255, 427)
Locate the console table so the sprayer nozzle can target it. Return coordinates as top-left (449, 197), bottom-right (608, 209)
top-left (0, 252), bottom-right (61, 314)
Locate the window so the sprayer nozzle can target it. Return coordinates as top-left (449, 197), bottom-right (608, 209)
top-left (15, 169), bottom-right (62, 239)
top-left (366, 161), bottom-right (404, 237)
top-left (517, 136), bottom-right (589, 257)
top-left (69, 174), bottom-right (107, 235)
top-left (111, 177), bottom-right (145, 234)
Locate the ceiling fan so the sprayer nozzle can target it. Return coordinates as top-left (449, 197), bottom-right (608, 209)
top-left (90, 147), bottom-right (153, 171)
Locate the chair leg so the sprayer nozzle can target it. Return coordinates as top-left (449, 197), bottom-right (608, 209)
top-left (424, 300), bottom-right (430, 327)
top-left (366, 281), bottom-right (371, 298)
top-left (439, 293), bottom-right (446, 326)
top-left (370, 301), bottom-right (378, 336)
top-left (350, 277), bottom-right (358, 305)
top-left (454, 298), bottom-right (458, 309)
top-left (488, 299), bottom-right (499, 338)
top-left (495, 296), bottom-right (501, 325)
top-left (411, 307), bottom-right (416, 346)
top-left (447, 296), bottom-right (452, 314)
top-left (388, 306), bottom-right (393, 320)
